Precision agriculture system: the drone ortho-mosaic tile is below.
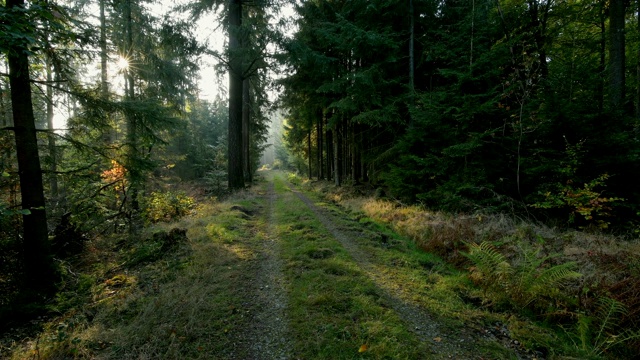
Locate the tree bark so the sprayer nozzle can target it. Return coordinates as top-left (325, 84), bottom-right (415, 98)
top-left (124, 0), bottom-right (139, 212)
top-left (307, 127), bottom-right (312, 179)
top-left (46, 60), bottom-right (58, 200)
top-left (637, 0), bottom-right (640, 119)
top-left (228, 0), bottom-right (245, 190)
top-left (7, 0), bottom-right (56, 294)
top-left (409, 0), bottom-right (415, 94)
top-left (334, 125), bottom-right (342, 186)
top-left (609, 0), bottom-right (626, 112)
top-left (598, 2), bottom-right (606, 112)
top-left (242, 77), bottom-right (251, 183)
top-left (326, 128), bottom-right (333, 181)
top-left (99, 0), bottom-right (113, 144)
top-left (317, 111), bottom-right (323, 180)
top-left (100, 0), bottom-right (108, 98)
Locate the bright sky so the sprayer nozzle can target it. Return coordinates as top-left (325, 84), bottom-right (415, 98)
top-left (51, 0), bottom-right (296, 129)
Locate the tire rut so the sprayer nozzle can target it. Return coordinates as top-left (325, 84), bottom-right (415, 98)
top-left (289, 186), bottom-right (530, 359)
top-left (241, 182), bottom-right (292, 360)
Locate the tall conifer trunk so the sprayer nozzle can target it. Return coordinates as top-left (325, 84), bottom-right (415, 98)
top-left (242, 78), bottom-right (251, 183)
top-left (124, 0), bottom-right (139, 213)
top-left (326, 128), bottom-right (332, 182)
top-left (317, 111), bottom-right (323, 180)
top-left (7, 0), bottom-right (56, 294)
top-left (609, 0), bottom-right (626, 112)
top-left (46, 61), bottom-right (58, 200)
top-left (598, 3), bottom-right (606, 112)
top-left (100, 0), bottom-right (108, 98)
top-left (228, 0), bottom-right (244, 190)
top-left (637, 0), bottom-right (640, 119)
top-left (334, 127), bottom-right (341, 186)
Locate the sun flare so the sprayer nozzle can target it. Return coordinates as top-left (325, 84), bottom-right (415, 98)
top-left (116, 56), bottom-right (129, 71)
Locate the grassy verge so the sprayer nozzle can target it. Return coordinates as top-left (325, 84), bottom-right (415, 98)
top-left (2, 190), bottom-right (266, 359)
top-left (297, 176), bottom-right (640, 359)
top-left (271, 173), bottom-right (429, 359)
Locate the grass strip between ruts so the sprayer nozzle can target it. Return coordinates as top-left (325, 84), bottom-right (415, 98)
top-left (272, 173), bottom-right (428, 359)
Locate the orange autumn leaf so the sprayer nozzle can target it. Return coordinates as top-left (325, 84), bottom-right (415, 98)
top-left (358, 344), bottom-right (368, 353)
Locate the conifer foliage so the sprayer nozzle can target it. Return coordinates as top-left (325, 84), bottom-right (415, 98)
top-left (280, 0), bottom-right (640, 228)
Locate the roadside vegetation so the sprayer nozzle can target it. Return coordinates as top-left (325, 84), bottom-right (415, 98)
top-left (1, 185), bottom-right (266, 359)
top-left (292, 172), bottom-right (640, 359)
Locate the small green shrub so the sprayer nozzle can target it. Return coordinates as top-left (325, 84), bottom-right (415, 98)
top-left (142, 191), bottom-right (195, 224)
top-left (287, 172), bottom-right (302, 186)
top-left (531, 141), bottom-right (624, 229)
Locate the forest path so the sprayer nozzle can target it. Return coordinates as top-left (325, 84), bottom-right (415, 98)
top-left (261, 170), bottom-right (534, 359)
top-left (2, 170), bottom-right (533, 359)
top-left (238, 180), bottom-right (292, 359)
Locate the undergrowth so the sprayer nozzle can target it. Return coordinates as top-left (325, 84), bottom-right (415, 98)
top-left (302, 178), bottom-right (640, 359)
top-left (1, 189), bottom-right (263, 359)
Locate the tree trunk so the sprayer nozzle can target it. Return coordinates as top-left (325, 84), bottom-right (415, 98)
top-left (7, 0), bottom-right (56, 294)
top-left (334, 126), bottom-right (342, 186)
top-left (316, 112), bottom-right (322, 180)
top-left (326, 128), bottom-right (333, 182)
top-left (46, 61), bottom-right (58, 200)
top-left (100, 0), bottom-right (108, 98)
top-left (242, 77), bottom-right (251, 183)
top-left (307, 128), bottom-right (312, 179)
top-left (99, 0), bottom-right (113, 144)
top-left (609, 0), bottom-right (626, 112)
top-left (409, 0), bottom-right (415, 94)
top-left (637, 0), bottom-right (640, 119)
top-left (598, 3), bottom-right (606, 112)
top-left (228, 0), bottom-right (245, 190)
top-left (124, 0), bottom-right (139, 212)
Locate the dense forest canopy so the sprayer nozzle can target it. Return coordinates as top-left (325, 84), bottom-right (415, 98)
top-left (278, 0), bottom-right (640, 231)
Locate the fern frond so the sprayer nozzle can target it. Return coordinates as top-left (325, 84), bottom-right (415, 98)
top-left (576, 314), bottom-right (593, 351)
top-left (535, 261), bottom-right (582, 288)
top-left (463, 241), bottom-right (510, 277)
top-left (593, 297), bottom-right (628, 350)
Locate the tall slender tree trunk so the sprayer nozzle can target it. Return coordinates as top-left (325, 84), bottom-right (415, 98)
top-left (317, 111), bottom-right (323, 180)
top-left (350, 122), bottom-right (358, 183)
top-left (307, 128), bottom-right (312, 179)
top-left (100, 0), bottom-right (108, 98)
top-left (609, 0), bottom-right (626, 112)
top-left (598, 3), bottom-right (606, 112)
top-left (334, 129), bottom-right (341, 186)
top-left (637, 0), bottom-right (640, 119)
top-left (409, 0), bottom-right (415, 95)
top-left (228, 0), bottom-right (245, 190)
top-left (99, 0), bottom-right (113, 144)
top-left (124, 0), bottom-right (139, 213)
top-left (46, 61), bottom-right (58, 200)
top-left (242, 78), bottom-right (251, 183)
top-left (326, 128), bottom-right (333, 182)
top-left (7, 0), bottom-right (56, 294)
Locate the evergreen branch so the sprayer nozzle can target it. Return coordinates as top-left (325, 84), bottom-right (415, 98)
top-left (50, 131), bottom-right (121, 160)
top-left (204, 49), bottom-right (231, 68)
top-left (41, 161), bottom-right (100, 175)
